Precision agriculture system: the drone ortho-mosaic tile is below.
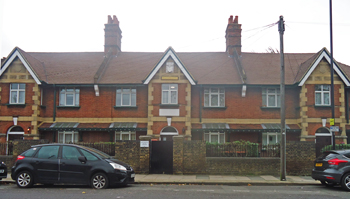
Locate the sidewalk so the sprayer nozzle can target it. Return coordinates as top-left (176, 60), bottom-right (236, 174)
top-left (1, 174), bottom-right (320, 186)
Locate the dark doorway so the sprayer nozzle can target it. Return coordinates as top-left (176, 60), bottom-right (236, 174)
top-left (150, 141), bottom-right (173, 174)
top-left (315, 136), bottom-right (331, 157)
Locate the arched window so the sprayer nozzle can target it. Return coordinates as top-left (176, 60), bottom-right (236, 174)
top-left (316, 127), bottom-right (331, 134)
top-left (161, 126), bottom-right (178, 133)
top-left (7, 126), bottom-right (24, 143)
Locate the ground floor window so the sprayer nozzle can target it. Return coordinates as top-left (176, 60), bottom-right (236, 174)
top-left (58, 131), bottom-right (78, 143)
top-left (204, 132), bottom-right (225, 143)
top-left (115, 131), bottom-right (136, 141)
top-left (262, 132), bottom-right (280, 145)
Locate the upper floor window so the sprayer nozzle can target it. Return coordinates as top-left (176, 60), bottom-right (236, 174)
top-left (204, 88), bottom-right (225, 107)
top-left (10, 83), bottom-right (25, 104)
top-left (59, 88), bottom-right (80, 106)
top-left (162, 84), bottom-right (178, 104)
top-left (116, 88), bottom-right (136, 106)
top-left (262, 88), bottom-right (280, 107)
top-left (315, 85), bottom-right (330, 106)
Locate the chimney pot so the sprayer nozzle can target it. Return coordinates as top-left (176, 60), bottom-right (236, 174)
top-left (105, 15), bottom-right (122, 55)
top-left (225, 15), bottom-right (242, 56)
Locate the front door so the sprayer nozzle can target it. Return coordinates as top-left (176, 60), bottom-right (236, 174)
top-left (150, 141), bottom-right (173, 174)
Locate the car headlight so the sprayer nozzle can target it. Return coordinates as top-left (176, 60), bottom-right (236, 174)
top-left (109, 163), bottom-right (127, 171)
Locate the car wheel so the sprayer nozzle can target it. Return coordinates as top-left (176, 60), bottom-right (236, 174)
top-left (16, 171), bottom-right (34, 188)
top-left (321, 180), bottom-right (336, 187)
top-left (91, 173), bottom-right (109, 189)
top-left (341, 173), bottom-right (350, 191)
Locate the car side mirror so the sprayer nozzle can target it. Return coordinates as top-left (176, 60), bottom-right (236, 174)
top-left (78, 156), bottom-right (87, 163)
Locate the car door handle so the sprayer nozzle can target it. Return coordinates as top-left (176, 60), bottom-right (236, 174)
top-left (61, 162), bottom-right (65, 166)
top-left (35, 161), bottom-right (39, 164)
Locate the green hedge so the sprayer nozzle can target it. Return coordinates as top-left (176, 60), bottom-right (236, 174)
top-left (321, 144), bottom-right (350, 152)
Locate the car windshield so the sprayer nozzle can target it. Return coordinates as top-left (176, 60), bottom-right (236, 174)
top-left (79, 145), bottom-right (111, 159)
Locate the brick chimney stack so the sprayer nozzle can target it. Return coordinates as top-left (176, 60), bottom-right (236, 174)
top-left (225, 15), bottom-right (242, 56)
top-left (104, 15), bottom-right (122, 55)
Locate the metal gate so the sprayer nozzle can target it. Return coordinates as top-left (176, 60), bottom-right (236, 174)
top-left (150, 141), bottom-right (173, 174)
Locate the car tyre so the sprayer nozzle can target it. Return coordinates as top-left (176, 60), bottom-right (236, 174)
top-left (321, 180), bottom-right (336, 187)
top-left (91, 173), bottom-right (109, 189)
top-left (16, 171), bottom-right (34, 188)
top-left (341, 173), bottom-right (350, 191)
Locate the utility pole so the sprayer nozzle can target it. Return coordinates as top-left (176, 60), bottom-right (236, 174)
top-left (329, 0), bottom-right (336, 150)
top-left (278, 15), bottom-right (286, 181)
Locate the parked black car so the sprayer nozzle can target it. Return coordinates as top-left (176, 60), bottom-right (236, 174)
top-left (11, 143), bottom-right (135, 189)
top-left (0, 161), bottom-right (7, 180)
top-left (312, 150), bottom-right (350, 191)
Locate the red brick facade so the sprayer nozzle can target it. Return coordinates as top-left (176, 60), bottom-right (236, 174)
top-left (0, 15), bottom-right (349, 149)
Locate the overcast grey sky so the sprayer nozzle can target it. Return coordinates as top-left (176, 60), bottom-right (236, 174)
top-left (1, 0), bottom-right (350, 65)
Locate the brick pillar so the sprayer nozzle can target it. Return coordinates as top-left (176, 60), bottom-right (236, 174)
top-left (139, 135), bottom-right (152, 174)
top-left (173, 135), bottom-right (184, 174)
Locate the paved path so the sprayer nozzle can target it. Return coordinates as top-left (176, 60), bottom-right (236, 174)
top-left (1, 174), bottom-right (320, 185)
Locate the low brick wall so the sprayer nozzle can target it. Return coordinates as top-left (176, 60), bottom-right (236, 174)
top-left (286, 141), bottom-right (315, 176)
top-left (183, 141), bottom-right (206, 174)
top-left (0, 155), bottom-right (16, 169)
top-left (206, 157), bottom-right (280, 175)
top-left (114, 140), bottom-right (141, 173)
top-left (12, 140), bottom-right (49, 156)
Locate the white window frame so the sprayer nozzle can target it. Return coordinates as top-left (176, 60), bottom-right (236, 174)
top-left (262, 132), bottom-right (281, 145)
top-left (116, 88), bottom-right (136, 106)
top-left (59, 88), bottom-right (80, 106)
top-left (162, 84), bottom-right (178, 104)
top-left (10, 83), bottom-right (25, 104)
top-left (204, 132), bottom-right (225, 143)
top-left (115, 131), bottom-right (136, 141)
top-left (58, 131), bottom-right (78, 143)
top-left (262, 87), bottom-right (280, 107)
top-left (315, 85), bottom-right (331, 106)
top-left (204, 87), bottom-right (225, 107)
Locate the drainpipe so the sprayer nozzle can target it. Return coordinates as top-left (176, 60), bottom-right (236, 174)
top-left (346, 87), bottom-right (349, 123)
top-left (53, 84), bottom-right (57, 122)
top-left (199, 85), bottom-right (202, 123)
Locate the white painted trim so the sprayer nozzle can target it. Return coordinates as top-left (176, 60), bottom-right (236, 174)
top-left (160, 126), bottom-right (179, 135)
top-left (143, 48), bottom-right (196, 85)
top-left (0, 50), bottom-right (41, 85)
top-left (160, 132), bottom-right (179, 135)
top-left (298, 51), bottom-right (350, 86)
top-left (159, 109), bottom-right (180, 116)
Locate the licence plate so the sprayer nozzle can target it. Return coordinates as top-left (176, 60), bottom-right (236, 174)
top-left (315, 163), bottom-right (323, 167)
top-left (131, 174), bottom-right (135, 178)
top-left (0, 169), bottom-right (4, 173)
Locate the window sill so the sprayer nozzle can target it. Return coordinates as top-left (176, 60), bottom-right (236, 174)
top-left (314, 105), bottom-right (331, 108)
top-left (203, 106), bottom-right (227, 109)
top-left (260, 106), bottom-right (280, 110)
top-left (114, 106), bottom-right (138, 109)
top-left (159, 104), bottom-right (179, 108)
top-left (57, 106), bottom-right (80, 108)
top-left (6, 103), bottom-right (26, 107)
